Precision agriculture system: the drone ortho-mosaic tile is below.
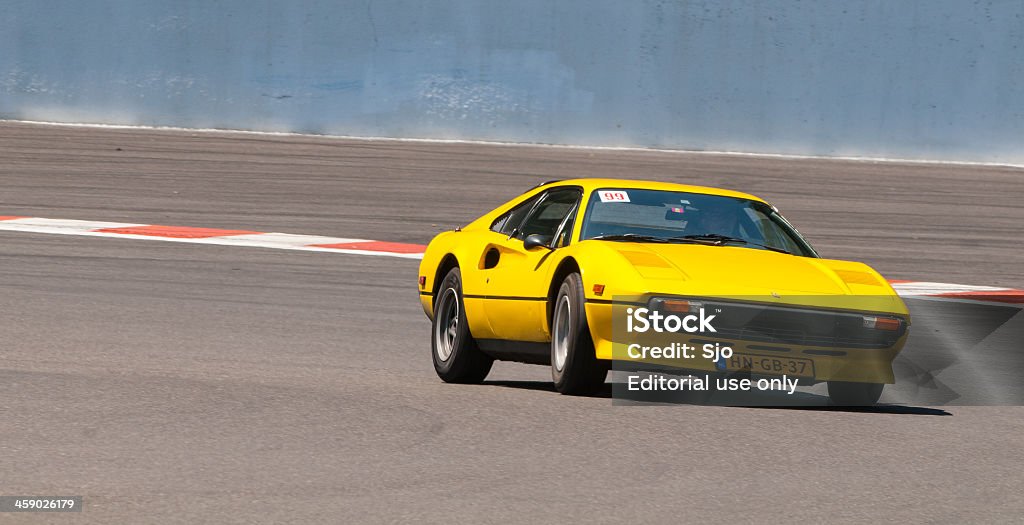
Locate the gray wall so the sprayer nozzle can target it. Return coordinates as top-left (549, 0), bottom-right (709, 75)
top-left (3, 1), bottom-right (1022, 163)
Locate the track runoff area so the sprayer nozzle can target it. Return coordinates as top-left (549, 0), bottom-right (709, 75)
top-left (3, 121), bottom-right (1024, 522)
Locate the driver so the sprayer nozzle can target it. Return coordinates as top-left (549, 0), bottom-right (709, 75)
top-left (694, 204), bottom-right (741, 237)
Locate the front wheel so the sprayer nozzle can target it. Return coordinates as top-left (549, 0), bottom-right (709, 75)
top-left (827, 381), bottom-right (884, 406)
top-left (551, 273), bottom-right (608, 395)
top-left (432, 267), bottom-right (493, 383)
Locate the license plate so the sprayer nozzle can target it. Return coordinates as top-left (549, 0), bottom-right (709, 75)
top-left (725, 354), bottom-right (815, 378)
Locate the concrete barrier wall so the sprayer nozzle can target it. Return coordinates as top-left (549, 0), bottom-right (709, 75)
top-left (2, 1), bottom-right (1022, 163)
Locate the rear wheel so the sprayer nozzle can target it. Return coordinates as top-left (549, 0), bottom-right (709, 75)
top-left (551, 273), bottom-right (608, 395)
top-left (827, 381), bottom-right (884, 406)
top-left (432, 267), bottom-right (493, 383)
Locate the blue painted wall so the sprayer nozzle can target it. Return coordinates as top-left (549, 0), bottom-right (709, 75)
top-left (2, 1), bottom-right (1022, 163)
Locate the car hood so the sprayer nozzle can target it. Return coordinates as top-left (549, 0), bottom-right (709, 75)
top-left (595, 241), bottom-right (896, 298)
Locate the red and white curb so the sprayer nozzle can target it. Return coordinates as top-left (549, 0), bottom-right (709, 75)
top-left (1, 216), bottom-right (1020, 304)
top-left (888, 281), bottom-right (1024, 305)
top-left (0, 216), bottom-right (427, 260)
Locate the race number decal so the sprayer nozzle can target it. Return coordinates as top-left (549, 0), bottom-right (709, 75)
top-left (598, 190), bottom-right (630, 203)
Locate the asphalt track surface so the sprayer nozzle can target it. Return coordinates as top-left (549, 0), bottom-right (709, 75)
top-left (2, 121), bottom-right (1023, 523)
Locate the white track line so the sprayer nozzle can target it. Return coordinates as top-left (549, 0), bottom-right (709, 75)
top-left (7, 119), bottom-right (1024, 169)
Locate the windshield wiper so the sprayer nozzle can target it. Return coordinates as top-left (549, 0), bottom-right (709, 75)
top-left (589, 233), bottom-right (669, 243)
top-left (672, 233), bottom-right (746, 244)
top-left (668, 234), bottom-right (792, 254)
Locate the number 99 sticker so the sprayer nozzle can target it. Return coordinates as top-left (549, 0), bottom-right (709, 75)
top-left (598, 190), bottom-right (630, 203)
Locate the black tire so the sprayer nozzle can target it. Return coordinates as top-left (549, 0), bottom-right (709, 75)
top-left (431, 267), bottom-right (493, 383)
top-left (827, 381), bottom-right (884, 406)
top-left (550, 273), bottom-right (608, 395)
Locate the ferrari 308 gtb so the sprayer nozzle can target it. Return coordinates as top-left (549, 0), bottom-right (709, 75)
top-left (417, 179), bottom-right (909, 405)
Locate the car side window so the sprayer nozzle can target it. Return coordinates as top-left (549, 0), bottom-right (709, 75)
top-left (517, 188), bottom-right (582, 241)
top-left (490, 195), bottom-right (541, 236)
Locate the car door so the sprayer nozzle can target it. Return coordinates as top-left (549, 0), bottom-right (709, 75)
top-left (481, 187), bottom-right (582, 342)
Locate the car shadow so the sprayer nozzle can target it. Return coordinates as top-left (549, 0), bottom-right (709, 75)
top-left (481, 380), bottom-right (951, 416)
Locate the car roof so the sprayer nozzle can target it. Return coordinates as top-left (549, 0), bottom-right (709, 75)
top-left (541, 178), bottom-right (767, 203)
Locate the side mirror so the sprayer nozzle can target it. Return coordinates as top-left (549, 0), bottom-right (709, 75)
top-left (523, 233), bottom-right (553, 250)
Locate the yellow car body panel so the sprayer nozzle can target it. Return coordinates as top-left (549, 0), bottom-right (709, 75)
top-left (418, 178), bottom-right (910, 383)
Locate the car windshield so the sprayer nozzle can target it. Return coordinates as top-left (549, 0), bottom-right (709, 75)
top-left (579, 188), bottom-right (817, 257)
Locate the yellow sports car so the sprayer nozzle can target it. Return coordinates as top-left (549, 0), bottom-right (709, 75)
top-left (418, 179), bottom-right (909, 405)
